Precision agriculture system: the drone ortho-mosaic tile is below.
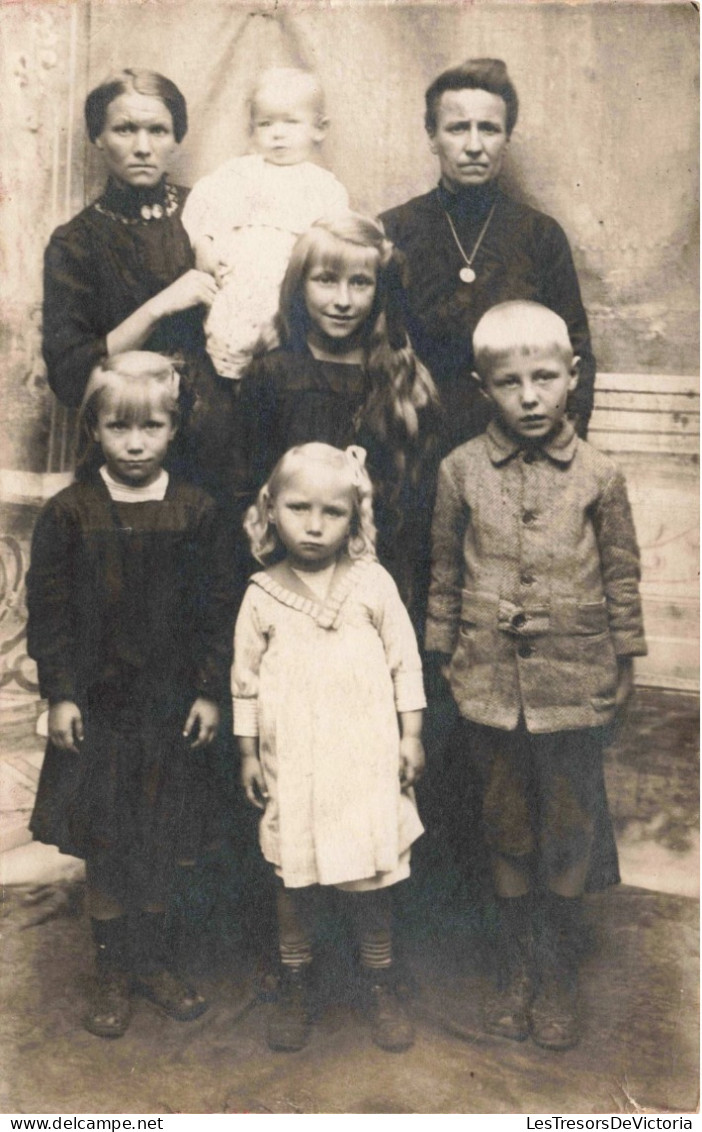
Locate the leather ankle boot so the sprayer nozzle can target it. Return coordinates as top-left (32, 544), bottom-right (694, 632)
top-left (267, 965), bottom-right (312, 1051)
top-left (362, 967), bottom-right (414, 1052)
top-left (483, 895), bottom-right (533, 1041)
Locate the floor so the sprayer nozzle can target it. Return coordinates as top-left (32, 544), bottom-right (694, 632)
top-left (1, 687), bottom-right (699, 1115)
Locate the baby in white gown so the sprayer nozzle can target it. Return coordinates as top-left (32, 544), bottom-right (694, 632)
top-left (182, 67), bottom-right (349, 380)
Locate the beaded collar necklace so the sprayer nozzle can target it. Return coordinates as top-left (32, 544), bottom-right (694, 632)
top-left (94, 181), bottom-right (179, 225)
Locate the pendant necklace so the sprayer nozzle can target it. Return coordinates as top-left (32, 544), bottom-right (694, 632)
top-left (442, 200), bottom-right (497, 284)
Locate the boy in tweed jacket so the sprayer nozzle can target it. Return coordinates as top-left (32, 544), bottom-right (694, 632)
top-left (426, 301), bottom-right (646, 1050)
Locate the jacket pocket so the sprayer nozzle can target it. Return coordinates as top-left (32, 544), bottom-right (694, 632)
top-left (460, 590), bottom-right (498, 627)
top-left (575, 600), bottom-right (609, 636)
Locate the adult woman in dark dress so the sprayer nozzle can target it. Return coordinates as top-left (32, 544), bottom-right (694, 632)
top-left (42, 69), bottom-right (237, 504)
top-left (380, 59), bottom-right (596, 453)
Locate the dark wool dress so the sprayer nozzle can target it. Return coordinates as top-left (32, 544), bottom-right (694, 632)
top-left (42, 177), bottom-right (242, 505)
top-left (238, 348), bottom-right (440, 635)
top-left (27, 474), bottom-right (237, 899)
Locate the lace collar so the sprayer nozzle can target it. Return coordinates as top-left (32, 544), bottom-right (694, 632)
top-left (94, 177), bottom-right (180, 225)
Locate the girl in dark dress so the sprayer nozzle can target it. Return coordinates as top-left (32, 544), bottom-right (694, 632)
top-left (238, 213), bottom-right (442, 634)
top-left (42, 69), bottom-right (239, 505)
top-left (27, 353), bottom-right (236, 1038)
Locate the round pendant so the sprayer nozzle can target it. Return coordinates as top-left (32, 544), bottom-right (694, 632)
top-left (459, 265), bottom-right (476, 284)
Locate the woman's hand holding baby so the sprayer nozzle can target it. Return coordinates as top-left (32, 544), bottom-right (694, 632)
top-left (149, 269), bottom-right (218, 320)
top-left (183, 697), bottom-right (220, 748)
top-left (49, 701), bottom-right (84, 753)
top-left (107, 270), bottom-right (218, 357)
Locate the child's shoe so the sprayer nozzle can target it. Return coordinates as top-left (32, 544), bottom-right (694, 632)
top-left (483, 894), bottom-right (532, 1042)
top-left (483, 963), bottom-right (531, 1042)
top-left (529, 973), bottom-right (579, 1051)
top-left (362, 967), bottom-right (415, 1052)
top-left (530, 892), bottom-right (581, 1051)
top-left (266, 965), bottom-right (312, 1051)
top-left (132, 969), bottom-right (208, 1021)
top-left (131, 909), bottom-right (208, 1021)
top-left (84, 966), bottom-right (133, 1038)
top-left (84, 917), bottom-right (132, 1039)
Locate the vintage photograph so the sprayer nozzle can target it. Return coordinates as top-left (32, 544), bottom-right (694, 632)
top-left (0, 0), bottom-right (698, 1116)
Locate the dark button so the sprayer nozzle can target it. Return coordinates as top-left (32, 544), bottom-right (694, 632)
top-left (523, 450), bottom-right (538, 464)
top-left (520, 573), bottom-right (535, 586)
top-left (518, 642), bottom-right (534, 659)
top-left (522, 510), bottom-right (537, 524)
top-left (512, 612), bottom-right (527, 628)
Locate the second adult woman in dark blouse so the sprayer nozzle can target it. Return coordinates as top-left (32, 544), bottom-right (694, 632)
top-left (380, 59), bottom-right (596, 452)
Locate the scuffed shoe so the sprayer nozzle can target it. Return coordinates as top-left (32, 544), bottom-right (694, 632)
top-left (267, 966), bottom-right (311, 1052)
top-left (133, 968), bottom-right (208, 1021)
top-left (84, 967), bottom-right (132, 1039)
top-left (531, 894), bottom-right (582, 1051)
top-left (529, 977), bottom-right (579, 1051)
top-left (483, 968), bottom-right (532, 1042)
top-left (363, 969), bottom-right (415, 1052)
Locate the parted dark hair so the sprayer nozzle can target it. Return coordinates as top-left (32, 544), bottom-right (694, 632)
top-left (85, 69), bottom-right (188, 143)
top-left (424, 58), bottom-right (518, 137)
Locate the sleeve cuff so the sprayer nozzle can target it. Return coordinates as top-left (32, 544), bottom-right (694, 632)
top-left (233, 697), bottom-right (259, 736)
top-left (394, 669), bottom-right (427, 714)
top-left (424, 624), bottom-right (458, 655)
top-left (38, 665), bottom-right (77, 706)
top-left (612, 633), bottom-right (648, 657)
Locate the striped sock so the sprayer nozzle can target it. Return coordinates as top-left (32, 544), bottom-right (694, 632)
top-left (280, 939), bottom-right (313, 970)
top-left (359, 935), bottom-right (392, 970)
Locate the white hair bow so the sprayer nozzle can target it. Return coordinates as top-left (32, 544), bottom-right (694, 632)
top-left (345, 445), bottom-right (368, 485)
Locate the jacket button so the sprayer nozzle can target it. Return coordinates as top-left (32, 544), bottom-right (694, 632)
top-left (520, 573), bottom-right (535, 585)
top-left (518, 642), bottom-right (534, 658)
top-left (512, 612), bottom-right (527, 628)
top-left (522, 510), bottom-right (537, 524)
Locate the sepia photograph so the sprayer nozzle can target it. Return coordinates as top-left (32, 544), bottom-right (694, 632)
top-left (0, 0), bottom-right (698, 1117)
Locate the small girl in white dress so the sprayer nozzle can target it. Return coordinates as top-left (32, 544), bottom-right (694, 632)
top-left (182, 67), bottom-right (349, 380)
top-left (232, 442), bottom-right (425, 1052)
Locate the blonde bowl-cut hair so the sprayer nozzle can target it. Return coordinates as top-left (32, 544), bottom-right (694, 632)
top-left (243, 442), bottom-right (377, 566)
top-left (472, 300), bottom-right (575, 379)
top-left (75, 351), bottom-right (180, 479)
